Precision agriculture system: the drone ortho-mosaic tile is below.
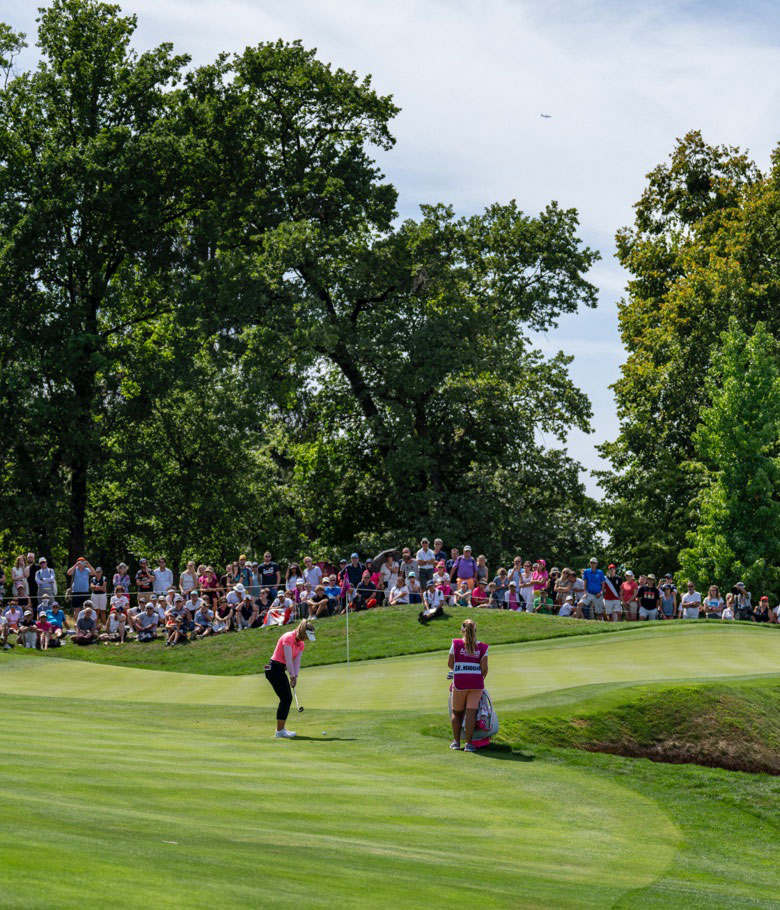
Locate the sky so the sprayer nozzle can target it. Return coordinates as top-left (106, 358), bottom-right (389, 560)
top-left (4, 0), bottom-right (780, 493)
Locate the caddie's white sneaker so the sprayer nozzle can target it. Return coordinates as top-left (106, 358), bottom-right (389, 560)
top-left (274, 729), bottom-right (296, 738)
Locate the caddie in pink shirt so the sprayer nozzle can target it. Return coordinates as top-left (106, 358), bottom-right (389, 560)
top-left (447, 618), bottom-right (489, 753)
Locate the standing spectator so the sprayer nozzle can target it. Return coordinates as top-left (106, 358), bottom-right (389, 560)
top-left (679, 581), bottom-right (702, 620)
top-left (247, 562), bottom-right (260, 603)
top-left (135, 557), bottom-right (155, 605)
top-left (285, 564), bottom-right (302, 593)
top-left (67, 557), bottom-right (95, 617)
top-left (637, 575), bottom-right (661, 620)
top-left (620, 571), bottom-right (639, 621)
top-left (704, 585), bottom-right (724, 619)
top-left (582, 558), bottom-right (606, 620)
top-left (430, 538), bottom-right (445, 563)
top-left (531, 560), bottom-right (549, 598)
top-left (179, 561), bottom-right (198, 596)
top-left (301, 556), bottom-right (322, 590)
top-left (659, 584), bottom-right (677, 620)
top-left (26, 552), bottom-right (38, 608)
top-left (11, 555), bottom-right (30, 606)
top-left (546, 568), bottom-right (561, 605)
top-left (73, 604), bottom-right (98, 645)
top-left (519, 561), bottom-right (535, 611)
top-left (399, 548), bottom-right (418, 582)
top-left (416, 539), bottom-right (436, 590)
top-left (754, 596), bottom-right (771, 623)
top-left (260, 552), bottom-right (281, 599)
top-left (100, 607), bottom-right (126, 643)
top-left (153, 557), bottom-right (173, 596)
top-left (603, 564), bottom-right (623, 622)
top-left (90, 567), bottom-right (108, 625)
top-left (113, 562), bottom-right (131, 595)
top-left (198, 565), bottom-right (219, 609)
top-left (450, 546), bottom-right (477, 590)
top-left (492, 567), bottom-right (509, 607)
top-left (345, 554), bottom-right (364, 590)
top-left (35, 558), bottom-right (56, 601)
top-left (379, 553), bottom-right (399, 604)
top-left (234, 555), bottom-right (252, 590)
top-left (734, 582), bottom-right (753, 620)
top-left (446, 547), bottom-right (460, 574)
top-left (476, 555), bottom-right (489, 586)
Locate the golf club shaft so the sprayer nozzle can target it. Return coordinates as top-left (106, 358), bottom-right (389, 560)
top-left (293, 688), bottom-right (303, 711)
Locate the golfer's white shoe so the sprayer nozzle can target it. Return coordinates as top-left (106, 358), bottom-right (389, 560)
top-left (275, 729), bottom-right (296, 738)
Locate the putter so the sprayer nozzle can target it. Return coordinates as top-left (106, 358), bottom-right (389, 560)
top-left (293, 689), bottom-right (304, 713)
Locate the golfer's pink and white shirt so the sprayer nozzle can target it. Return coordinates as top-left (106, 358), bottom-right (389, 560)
top-left (449, 638), bottom-right (488, 690)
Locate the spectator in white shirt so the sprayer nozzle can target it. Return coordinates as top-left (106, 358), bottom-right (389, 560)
top-left (679, 582), bottom-right (702, 619)
top-left (379, 554), bottom-right (399, 601)
top-left (153, 557), bottom-right (173, 595)
top-left (415, 539), bottom-right (436, 590)
top-left (388, 579), bottom-right (409, 605)
top-left (302, 556), bottom-right (322, 589)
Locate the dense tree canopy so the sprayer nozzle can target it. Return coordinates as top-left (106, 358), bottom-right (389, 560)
top-left (0, 0), bottom-right (602, 573)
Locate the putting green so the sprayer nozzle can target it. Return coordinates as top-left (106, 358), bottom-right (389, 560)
top-left (2, 624), bottom-right (777, 710)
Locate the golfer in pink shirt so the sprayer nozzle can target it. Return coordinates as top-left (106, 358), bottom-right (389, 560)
top-left (265, 620), bottom-right (316, 738)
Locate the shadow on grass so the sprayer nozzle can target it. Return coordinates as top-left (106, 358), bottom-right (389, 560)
top-left (279, 736), bottom-right (358, 742)
top-left (476, 742), bottom-right (536, 762)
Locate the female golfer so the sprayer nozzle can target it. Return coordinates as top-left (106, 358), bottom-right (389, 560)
top-left (265, 619), bottom-right (316, 738)
top-left (448, 618), bottom-right (488, 752)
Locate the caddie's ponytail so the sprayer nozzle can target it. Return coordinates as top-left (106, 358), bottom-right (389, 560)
top-left (462, 619), bottom-right (477, 655)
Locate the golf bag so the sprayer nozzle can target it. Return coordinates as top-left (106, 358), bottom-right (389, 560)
top-left (447, 683), bottom-right (499, 748)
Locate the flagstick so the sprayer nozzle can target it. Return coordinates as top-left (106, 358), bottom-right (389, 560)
top-left (346, 595), bottom-right (350, 666)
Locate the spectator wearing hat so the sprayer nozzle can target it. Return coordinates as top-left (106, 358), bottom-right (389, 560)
top-left (603, 564), bottom-right (623, 622)
top-left (67, 557), bottom-right (95, 617)
top-left (558, 594), bottom-right (576, 617)
top-left (152, 557), bottom-right (173, 596)
top-left (45, 601), bottom-right (67, 641)
top-left (419, 581), bottom-right (445, 623)
top-left (450, 546), bottom-right (477, 590)
top-left (135, 558), bottom-right (154, 605)
top-left (734, 582), bottom-right (753, 620)
top-left (637, 575), bottom-right (661, 620)
top-left (194, 601), bottom-right (215, 637)
top-left (471, 579), bottom-right (488, 608)
top-left (35, 558), bottom-right (56, 601)
top-left (619, 571), bottom-right (639, 621)
top-left (345, 554), bottom-right (364, 589)
top-left (506, 580), bottom-right (522, 611)
top-left (406, 572), bottom-right (422, 605)
top-left (234, 555), bottom-right (252, 591)
top-left (233, 586), bottom-right (259, 630)
top-left (19, 609), bottom-right (38, 648)
top-left (659, 583), bottom-right (677, 620)
top-left (753, 596), bottom-right (771, 623)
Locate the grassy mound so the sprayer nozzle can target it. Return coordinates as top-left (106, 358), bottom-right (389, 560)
top-left (497, 680), bottom-right (780, 774)
top-left (12, 605), bottom-right (651, 676)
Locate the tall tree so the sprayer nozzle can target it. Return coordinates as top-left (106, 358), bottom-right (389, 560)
top-left (598, 131), bottom-right (762, 569)
top-left (679, 321), bottom-right (780, 597)
top-left (0, 0), bottom-right (197, 563)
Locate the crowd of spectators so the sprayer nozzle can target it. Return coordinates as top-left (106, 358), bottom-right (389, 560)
top-left (1, 543), bottom-right (778, 650)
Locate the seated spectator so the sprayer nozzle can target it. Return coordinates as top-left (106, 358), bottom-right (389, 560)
top-left (19, 609), bottom-right (38, 648)
top-left (406, 572), bottom-right (422, 605)
top-left (324, 575), bottom-right (342, 614)
top-left (100, 607), bottom-right (126, 643)
top-left (126, 601), bottom-right (144, 636)
top-left (558, 594), bottom-right (575, 617)
top-left (5, 601), bottom-right (22, 633)
top-left (506, 581), bottom-right (522, 612)
top-left (74, 604), bottom-right (98, 645)
top-left (256, 587), bottom-right (271, 618)
top-left (187, 590), bottom-right (203, 617)
top-left (307, 585), bottom-right (331, 618)
top-left (45, 601), bottom-right (67, 642)
top-left (0, 611), bottom-right (11, 649)
top-left (36, 612), bottom-right (52, 649)
top-left (213, 597), bottom-right (234, 633)
top-left (471, 581), bottom-right (488, 608)
top-left (436, 578), bottom-right (454, 605)
top-left (110, 585), bottom-right (129, 616)
top-left (388, 577), bottom-right (410, 606)
top-left (486, 582), bottom-right (501, 609)
top-left (351, 574), bottom-right (377, 612)
top-left (419, 581), bottom-right (445, 623)
top-left (533, 591), bottom-right (553, 614)
top-left (263, 591), bottom-right (294, 627)
top-left (165, 614), bottom-right (187, 647)
top-left (433, 561), bottom-right (449, 589)
top-left (136, 604), bottom-right (159, 642)
top-left (194, 603), bottom-right (215, 637)
top-left (235, 596), bottom-right (259, 630)
top-left (454, 582), bottom-right (472, 607)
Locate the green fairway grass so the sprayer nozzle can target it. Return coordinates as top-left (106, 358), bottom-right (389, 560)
top-left (10, 605), bottom-right (658, 675)
top-left (2, 623), bottom-right (780, 908)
